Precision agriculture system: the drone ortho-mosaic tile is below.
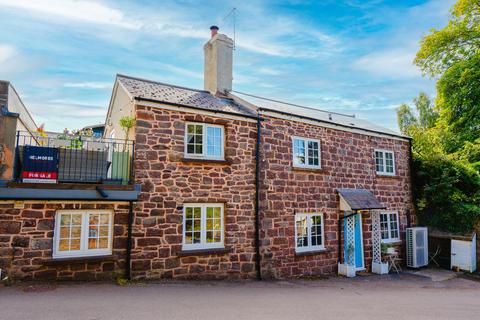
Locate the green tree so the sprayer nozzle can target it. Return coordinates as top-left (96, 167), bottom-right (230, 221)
top-left (406, 0), bottom-right (480, 233)
top-left (414, 0), bottom-right (480, 76)
top-left (396, 93), bottom-right (442, 158)
top-left (414, 156), bottom-right (480, 233)
top-left (397, 103), bottom-right (417, 135)
top-left (414, 92), bottom-right (438, 129)
top-left (397, 92), bottom-right (437, 134)
top-left (436, 53), bottom-right (480, 152)
top-left (454, 138), bottom-right (480, 172)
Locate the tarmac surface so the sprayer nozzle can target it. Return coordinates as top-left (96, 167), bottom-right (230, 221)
top-left (1, 273), bottom-right (480, 320)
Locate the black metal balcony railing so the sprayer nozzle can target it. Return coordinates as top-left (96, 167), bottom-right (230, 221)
top-left (13, 131), bottom-right (134, 185)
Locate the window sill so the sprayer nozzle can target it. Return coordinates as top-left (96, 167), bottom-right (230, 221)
top-left (376, 174), bottom-right (400, 179)
top-left (181, 157), bottom-right (231, 165)
top-left (292, 166), bottom-right (324, 173)
top-left (45, 254), bottom-right (115, 266)
top-left (178, 247), bottom-right (231, 257)
top-left (295, 248), bottom-right (331, 257)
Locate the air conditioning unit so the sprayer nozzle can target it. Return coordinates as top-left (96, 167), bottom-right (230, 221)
top-left (406, 227), bottom-right (428, 268)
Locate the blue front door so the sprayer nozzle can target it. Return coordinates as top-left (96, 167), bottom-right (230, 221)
top-left (344, 213), bottom-right (364, 269)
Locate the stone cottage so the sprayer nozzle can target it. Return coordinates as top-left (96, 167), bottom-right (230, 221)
top-left (0, 26), bottom-right (413, 281)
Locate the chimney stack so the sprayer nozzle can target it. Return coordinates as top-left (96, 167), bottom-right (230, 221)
top-left (210, 25), bottom-right (219, 38)
top-left (204, 26), bottom-right (233, 95)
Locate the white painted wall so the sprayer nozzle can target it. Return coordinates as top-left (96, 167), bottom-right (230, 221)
top-left (104, 82), bottom-right (135, 141)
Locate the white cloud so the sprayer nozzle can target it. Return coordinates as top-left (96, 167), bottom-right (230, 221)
top-left (0, 43), bottom-right (42, 75)
top-left (64, 82), bottom-right (111, 89)
top-left (0, 44), bottom-right (15, 63)
top-left (351, 48), bottom-right (420, 78)
top-left (157, 63), bottom-right (203, 80)
top-left (233, 15), bottom-right (343, 58)
top-left (0, 0), bottom-right (140, 29)
top-left (343, 0), bottom-right (383, 9)
top-left (28, 100), bottom-right (108, 131)
top-left (0, 0), bottom-right (342, 59)
top-left (257, 67), bottom-right (282, 76)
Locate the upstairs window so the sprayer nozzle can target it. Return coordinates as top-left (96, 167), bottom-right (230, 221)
top-left (292, 137), bottom-right (321, 169)
top-left (53, 210), bottom-right (113, 259)
top-left (380, 211), bottom-right (400, 243)
top-left (375, 149), bottom-right (395, 175)
top-left (295, 213), bottom-right (325, 253)
top-left (182, 203), bottom-right (224, 250)
top-left (185, 123), bottom-right (224, 160)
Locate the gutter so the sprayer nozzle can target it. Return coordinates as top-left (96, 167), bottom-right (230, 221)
top-left (1, 105), bottom-right (19, 117)
top-left (254, 115), bottom-right (262, 280)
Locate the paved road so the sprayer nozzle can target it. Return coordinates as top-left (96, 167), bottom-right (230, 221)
top-left (1, 274), bottom-right (480, 320)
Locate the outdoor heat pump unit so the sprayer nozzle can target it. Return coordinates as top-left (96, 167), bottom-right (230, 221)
top-left (406, 227), bottom-right (428, 268)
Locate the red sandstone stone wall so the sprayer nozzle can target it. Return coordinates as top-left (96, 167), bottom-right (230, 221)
top-left (0, 202), bottom-right (129, 280)
top-left (132, 105), bottom-right (258, 279)
top-left (259, 115), bottom-right (413, 278)
top-left (0, 109), bottom-right (414, 282)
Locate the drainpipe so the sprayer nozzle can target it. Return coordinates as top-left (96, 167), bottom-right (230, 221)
top-left (125, 201), bottom-right (134, 280)
top-left (254, 115), bottom-right (262, 280)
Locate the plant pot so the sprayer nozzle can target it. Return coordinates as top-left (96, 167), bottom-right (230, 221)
top-left (338, 263), bottom-right (356, 278)
top-left (372, 261), bottom-right (389, 274)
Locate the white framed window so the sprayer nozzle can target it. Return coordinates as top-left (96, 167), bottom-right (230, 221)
top-left (292, 137), bottom-right (321, 169)
top-left (184, 122), bottom-right (224, 160)
top-left (380, 211), bottom-right (400, 243)
top-left (374, 149), bottom-right (395, 175)
top-left (295, 213), bottom-right (325, 253)
top-left (182, 203), bottom-right (224, 250)
top-left (53, 210), bottom-right (113, 259)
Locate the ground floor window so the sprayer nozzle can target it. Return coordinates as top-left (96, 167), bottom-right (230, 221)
top-left (380, 211), bottom-right (400, 243)
top-left (53, 210), bottom-right (113, 258)
top-left (182, 203), bottom-right (224, 250)
top-left (295, 213), bottom-right (325, 253)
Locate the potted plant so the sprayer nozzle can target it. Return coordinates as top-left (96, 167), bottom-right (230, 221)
top-left (119, 116), bottom-right (135, 149)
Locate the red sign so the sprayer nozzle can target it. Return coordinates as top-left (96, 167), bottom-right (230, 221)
top-left (22, 171), bottom-right (58, 180)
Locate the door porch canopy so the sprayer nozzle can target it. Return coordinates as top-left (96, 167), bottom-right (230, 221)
top-left (337, 188), bottom-right (386, 275)
top-left (337, 188), bottom-right (386, 212)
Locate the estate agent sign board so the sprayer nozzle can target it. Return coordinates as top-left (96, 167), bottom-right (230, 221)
top-left (22, 146), bottom-right (59, 183)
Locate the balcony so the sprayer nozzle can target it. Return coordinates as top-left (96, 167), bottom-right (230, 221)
top-left (12, 131), bottom-right (134, 186)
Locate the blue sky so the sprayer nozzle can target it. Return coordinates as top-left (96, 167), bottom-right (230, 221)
top-left (0, 0), bottom-right (454, 132)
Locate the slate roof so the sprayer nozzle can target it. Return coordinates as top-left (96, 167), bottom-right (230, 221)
top-left (117, 74), bottom-right (256, 118)
top-left (116, 74), bottom-right (408, 138)
top-left (231, 91), bottom-right (407, 138)
top-left (337, 188), bottom-right (386, 210)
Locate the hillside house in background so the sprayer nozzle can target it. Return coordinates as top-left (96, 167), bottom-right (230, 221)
top-left (0, 26), bottom-right (414, 281)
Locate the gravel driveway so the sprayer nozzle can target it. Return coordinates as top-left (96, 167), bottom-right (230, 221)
top-left (1, 274), bottom-right (480, 320)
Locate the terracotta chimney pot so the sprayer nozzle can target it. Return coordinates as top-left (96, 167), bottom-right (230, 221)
top-left (210, 25), bottom-right (219, 38)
